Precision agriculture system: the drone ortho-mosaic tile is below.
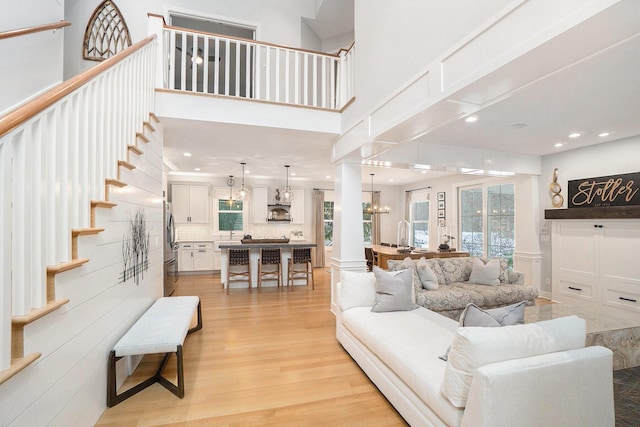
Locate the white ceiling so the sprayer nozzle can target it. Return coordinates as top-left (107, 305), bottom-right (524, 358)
top-left (163, 2), bottom-right (640, 187)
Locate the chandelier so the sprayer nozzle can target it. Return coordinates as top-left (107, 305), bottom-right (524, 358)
top-left (364, 173), bottom-right (390, 215)
top-left (282, 165), bottom-right (294, 203)
top-left (236, 162), bottom-right (250, 200)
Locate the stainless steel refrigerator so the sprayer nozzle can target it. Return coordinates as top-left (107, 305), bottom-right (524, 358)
top-left (163, 202), bottom-right (178, 296)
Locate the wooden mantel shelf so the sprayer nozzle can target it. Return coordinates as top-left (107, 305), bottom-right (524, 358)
top-left (545, 206), bottom-right (640, 220)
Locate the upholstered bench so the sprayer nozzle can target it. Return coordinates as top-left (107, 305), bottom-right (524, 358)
top-left (107, 296), bottom-right (202, 407)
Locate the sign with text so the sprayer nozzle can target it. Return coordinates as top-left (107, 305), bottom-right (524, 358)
top-left (569, 172), bottom-right (640, 208)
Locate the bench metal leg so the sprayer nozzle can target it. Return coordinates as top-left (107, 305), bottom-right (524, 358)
top-left (107, 346), bottom-right (186, 407)
top-left (106, 300), bottom-right (202, 407)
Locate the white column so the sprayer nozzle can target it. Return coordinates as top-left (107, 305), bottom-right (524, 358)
top-left (513, 175), bottom-right (543, 293)
top-left (330, 159), bottom-right (366, 313)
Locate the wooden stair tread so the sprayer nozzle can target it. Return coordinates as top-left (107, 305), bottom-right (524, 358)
top-left (143, 121), bottom-right (156, 132)
top-left (12, 299), bottom-right (70, 326)
top-left (149, 112), bottom-right (160, 123)
top-left (127, 145), bottom-right (143, 156)
top-left (136, 132), bottom-right (150, 143)
top-left (0, 353), bottom-right (41, 385)
top-left (47, 258), bottom-right (89, 274)
top-left (72, 227), bottom-right (105, 236)
top-left (118, 160), bottom-right (135, 170)
top-left (105, 178), bottom-right (126, 187)
top-left (91, 200), bottom-right (117, 208)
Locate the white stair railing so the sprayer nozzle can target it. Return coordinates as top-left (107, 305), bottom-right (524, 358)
top-left (0, 35), bottom-right (156, 372)
top-left (159, 24), bottom-right (354, 110)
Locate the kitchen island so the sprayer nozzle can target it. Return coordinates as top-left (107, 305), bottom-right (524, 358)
top-left (219, 241), bottom-right (316, 291)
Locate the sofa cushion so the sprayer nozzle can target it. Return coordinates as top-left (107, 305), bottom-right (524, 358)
top-left (416, 257), bottom-right (439, 290)
top-left (441, 315), bottom-right (587, 408)
top-left (414, 282), bottom-right (538, 313)
top-left (468, 257), bottom-right (500, 286)
top-left (371, 267), bottom-right (417, 312)
top-left (341, 306), bottom-right (464, 427)
top-left (426, 258), bottom-right (447, 285)
top-left (339, 271), bottom-right (376, 311)
top-left (459, 301), bottom-right (526, 327)
top-left (386, 257), bottom-right (422, 301)
top-left (438, 257), bottom-right (473, 284)
top-left (440, 301), bottom-right (526, 361)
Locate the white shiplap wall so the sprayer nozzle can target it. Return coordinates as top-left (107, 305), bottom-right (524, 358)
top-left (0, 123), bottom-right (164, 427)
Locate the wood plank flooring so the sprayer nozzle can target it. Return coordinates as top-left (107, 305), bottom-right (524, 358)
top-left (96, 270), bottom-right (407, 426)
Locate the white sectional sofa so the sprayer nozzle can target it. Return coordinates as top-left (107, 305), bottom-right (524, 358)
top-left (336, 271), bottom-right (615, 427)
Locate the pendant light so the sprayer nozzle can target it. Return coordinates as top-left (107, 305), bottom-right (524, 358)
top-left (282, 165), bottom-right (294, 203)
top-left (236, 162), bottom-right (250, 200)
top-left (364, 173), bottom-right (390, 215)
top-left (226, 175), bottom-right (235, 206)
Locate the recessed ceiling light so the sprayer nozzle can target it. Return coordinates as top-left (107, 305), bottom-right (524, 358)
top-left (184, 152), bottom-right (192, 157)
top-left (420, 171), bottom-right (427, 174)
top-left (554, 142), bottom-right (564, 148)
top-left (598, 132), bottom-right (610, 137)
top-left (291, 172), bottom-right (296, 176)
top-left (326, 175), bottom-right (331, 179)
top-left (465, 116), bottom-right (478, 123)
top-left (388, 179), bottom-right (394, 182)
top-left (194, 168), bottom-right (200, 171)
top-left (568, 132), bottom-right (581, 138)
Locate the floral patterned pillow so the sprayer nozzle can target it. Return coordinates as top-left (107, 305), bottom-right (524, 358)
top-left (426, 258), bottom-right (446, 285)
top-left (437, 258), bottom-right (473, 284)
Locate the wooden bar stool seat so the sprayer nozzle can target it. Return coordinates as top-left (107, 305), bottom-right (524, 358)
top-left (287, 247), bottom-right (314, 290)
top-left (227, 248), bottom-right (251, 294)
top-left (258, 248), bottom-right (282, 290)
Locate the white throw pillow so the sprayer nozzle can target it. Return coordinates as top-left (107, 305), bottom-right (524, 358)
top-left (416, 257), bottom-right (439, 290)
top-left (468, 257), bottom-right (500, 286)
top-left (371, 266), bottom-right (417, 312)
top-left (440, 301), bottom-right (527, 361)
top-left (459, 301), bottom-right (526, 327)
top-left (441, 315), bottom-right (586, 408)
top-left (339, 271), bottom-right (376, 311)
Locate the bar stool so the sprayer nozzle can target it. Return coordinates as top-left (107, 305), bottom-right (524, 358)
top-left (227, 248), bottom-right (251, 294)
top-left (258, 248), bottom-right (282, 290)
top-left (287, 247), bottom-right (314, 290)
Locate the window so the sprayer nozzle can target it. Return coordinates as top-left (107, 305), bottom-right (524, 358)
top-left (363, 202), bottom-right (372, 244)
top-left (323, 200), bottom-right (371, 245)
top-left (411, 200), bottom-right (429, 247)
top-left (218, 199), bottom-right (243, 231)
top-left (323, 201), bottom-right (334, 246)
top-left (459, 183), bottom-right (515, 266)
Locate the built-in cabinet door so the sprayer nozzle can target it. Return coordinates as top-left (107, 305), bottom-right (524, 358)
top-left (188, 185), bottom-right (209, 223)
top-left (291, 189), bottom-right (305, 224)
top-left (172, 185), bottom-right (191, 223)
top-left (172, 184), bottom-right (209, 223)
top-left (179, 243), bottom-right (194, 272)
top-left (552, 220), bottom-right (640, 318)
top-left (251, 187), bottom-right (268, 223)
top-left (193, 249), bottom-right (213, 270)
top-left (599, 221), bottom-right (640, 313)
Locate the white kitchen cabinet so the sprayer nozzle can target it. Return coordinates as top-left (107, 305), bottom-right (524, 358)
top-left (179, 242), bottom-right (214, 271)
top-left (172, 184), bottom-right (209, 223)
top-left (251, 187), bottom-right (268, 223)
top-left (290, 189), bottom-right (305, 224)
top-left (552, 220), bottom-right (640, 320)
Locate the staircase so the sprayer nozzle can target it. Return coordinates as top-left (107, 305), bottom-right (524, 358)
top-left (0, 35), bottom-right (158, 385)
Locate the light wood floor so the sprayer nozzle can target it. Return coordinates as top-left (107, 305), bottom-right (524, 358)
top-left (96, 270), bottom-right (407, 426)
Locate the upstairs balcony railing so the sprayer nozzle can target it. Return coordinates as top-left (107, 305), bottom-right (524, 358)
top-left (150, 17), bottom-right (354, 111)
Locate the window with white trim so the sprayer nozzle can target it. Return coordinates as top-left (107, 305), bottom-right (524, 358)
top-left (459, 183), bottom-right (515, 267)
